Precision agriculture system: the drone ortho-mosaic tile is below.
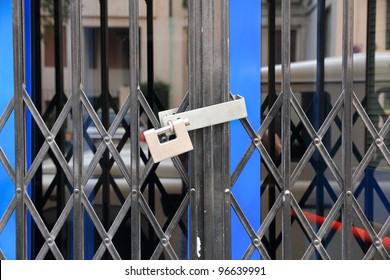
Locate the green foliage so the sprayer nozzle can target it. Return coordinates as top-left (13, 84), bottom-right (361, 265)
top-left (40, 0), bottom-right (71, 40)
top-left (41, 0), bottom-right (71, 20)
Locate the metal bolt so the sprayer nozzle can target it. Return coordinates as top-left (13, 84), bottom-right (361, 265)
top-left (346, 191), bottom-right (352, 196)
top-left (74, 189), bottom-right (80, 195)
top-left (253, 239), bottom-right (260, 247)
top-left (16, 188), bottom-right (22, 194)
top-left (284, 190), bottom-right (291, 196)
top-left (375, 239), bottom-right (382, 247)
top-left (314, 137), bottom-right (321, 145)
top-left (132, 189), bottom-right (137, 195)
top-left (225, 189), bottom-right (230, 194)
top-left (313, 239), bottom-right (321, 246)
top-left (253, 138), bottom-right (260, 145)
top-left (104, 237), bottom-right (111, 244)
top-left (47, 135), bottom-right (54, 143)
top-left (47, 238), bottom-right (54, 245)
top-left (160, 135), bottom-right (168, 143)
top-left (103, 136), bottom-right (110, 144)
top-left (375, 138), bottom-right (383, 146)
top-left (161, 238), bottom-right (168, 246)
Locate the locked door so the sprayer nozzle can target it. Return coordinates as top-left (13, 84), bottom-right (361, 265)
top-left (2, 0), bottom-right (390, 260)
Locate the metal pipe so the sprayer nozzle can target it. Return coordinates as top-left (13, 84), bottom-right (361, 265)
top-left (365, 0), bottom-right (376, 229)
top-left (145, 0), bottom-right (156, 248)
top-left (281, 0), bottom-right (292, 260)
top-left (30, 0), bottom-right (43, 259)
top-left (54, 0), bottom-right (67, 256)
top-left (100, 0), bottom-right (110, 237)
top-left (70, 0), bottom-right (84, 260)
top-left (267, 0), bottom-right (277, 259)
top-left (342, 0), bottom-right (354, 260)
top-left (315, 0), bottom-right (326, 258)
top-left (13, 0), bottom-right (27, 260)
top-left (129, 0), bottom-right (141, 260)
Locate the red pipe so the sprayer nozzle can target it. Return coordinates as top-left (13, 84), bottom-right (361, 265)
top-left (291, 210), bottom-right (390, 249)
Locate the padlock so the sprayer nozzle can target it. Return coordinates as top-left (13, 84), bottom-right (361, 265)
top-left (143, 118), bottom-right (193, 163)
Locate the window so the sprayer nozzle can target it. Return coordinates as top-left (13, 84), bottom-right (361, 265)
top-left (84, 27), bottom-right (130, 69)
top-left (43, 25), bottom-right (67, 67)
top-left (108, 28), bottom-right (130, 69)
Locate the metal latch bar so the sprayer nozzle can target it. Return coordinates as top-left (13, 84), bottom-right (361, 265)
top-left (144, 95), bottom-right (247, 163)
top-left (158, 95), bottom-right (247, 132)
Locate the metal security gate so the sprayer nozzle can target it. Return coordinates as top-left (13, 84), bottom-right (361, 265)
top-left (1, 0), bottom-right (390, 260)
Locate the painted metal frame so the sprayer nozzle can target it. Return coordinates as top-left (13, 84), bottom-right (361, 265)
top-left (1, 0), bottom-right (390, 260)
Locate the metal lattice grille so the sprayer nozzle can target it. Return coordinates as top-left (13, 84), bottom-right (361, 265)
top-left (1, 0), bottom-right (390, 260)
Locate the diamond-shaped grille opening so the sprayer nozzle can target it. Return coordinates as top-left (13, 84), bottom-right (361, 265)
top-left (139, 207), bottom-right (170, 260)
top-left (353, 166), bottom-right (390, 226)
top-left (326, 110), bottom-right (343, 165)
top-left (30, 206), bottom-right (72, 260)
top-left (0, 163), bottom-right (15, 206)
top-left (230, 207), bottom-right (259, 259)
top-left (351, 108), bottom-right (367, 166)
top-left (291, 211), bottom-right (323, 259)
top-left (170, 212), bottom-right (188, 260)
top-left (313, 210), bottom-right (342, 260)
top-left (261, 205), bottom-right (289, 259)
top-left (230, 121), bottom-right (255, 174)
top-left (350, 210), bottom-right (375, 259)
top-left (108, 211), bottom-right (159, 260)
top-left (140, 177), bottom-right (186, 235)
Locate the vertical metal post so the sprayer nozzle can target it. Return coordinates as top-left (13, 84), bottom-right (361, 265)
top-left (189, 0), bottom-right (230, 260)
top-left (315, 0), bottom-right (326, 248)
top-left (54, 0), bottom-right (67, 255)
top-left (13, 0), bottom-right (27, 260)
top-left (100, 0), bottom-right (110, 233)
top-left (281, 0), bottom-right (292, 260)
top-left (129, 0), bottom-right (140, 260)
top-left (365, 0), bottom-right (376, 233)
top-left (146, 0), bottom-right (155, 115)
top-left (145, 0), bottom-right (156, 246)
top-left (71, 0), bottom-right (84, 260)
top-left (342, 0), bottom-right (354, 260)
top-left (30, 0), bottom-right (42, 258)
top-left (267, 0), bottom-right (277, 259)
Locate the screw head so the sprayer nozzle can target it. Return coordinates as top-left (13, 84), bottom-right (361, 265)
top-left (375, 138), bottom-right (383, 146)
top-left (161, 238), bottom-right (168, 246)
top-left (47, 238), bottom-right (54, 245)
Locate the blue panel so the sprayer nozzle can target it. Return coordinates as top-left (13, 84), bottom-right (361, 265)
top-left (230, 0), bottom-right (261, 259)
top-left (0, 0), bottom-right (16, 260)
top-left (0, 0), bottom-right (32, 259)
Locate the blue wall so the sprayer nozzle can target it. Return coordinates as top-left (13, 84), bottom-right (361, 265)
top-left (0, 0), bottom-right (16, 259)
top-left (0, 0), bottom-right (31, 259)
top-left (230, 0), bottom-right (261, 259)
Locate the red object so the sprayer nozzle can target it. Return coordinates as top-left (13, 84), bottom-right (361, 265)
top-left (140, 131), bottom-right (145, 142)
top-left (291, 209), bottom-right (390, 249)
